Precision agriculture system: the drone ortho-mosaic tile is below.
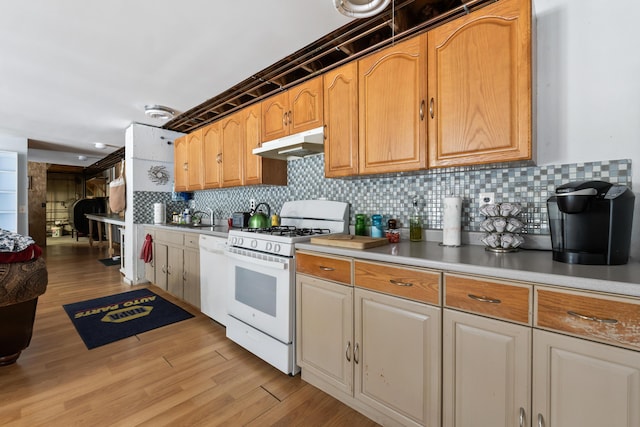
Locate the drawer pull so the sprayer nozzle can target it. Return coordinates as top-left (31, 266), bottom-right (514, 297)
top-left (537, 413), bottom-right (545, 427)
top-left (389, 279), bottom-right (413, 287)
top-left (319, 266), bottom-right (335, 271)
top-left (468, 294), bottom-right (501, 304)
top-left (519, 407), bottom-right (526, 427)
top-left (567, 310), bottom-right (618, 324)
top-left (345, 341), bottom-right (351, 362)
top-left (354, 342), bottom-right (360, 364)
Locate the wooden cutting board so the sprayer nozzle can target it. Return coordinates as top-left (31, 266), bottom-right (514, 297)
top-left (310, 234), bottom-right (389, 249)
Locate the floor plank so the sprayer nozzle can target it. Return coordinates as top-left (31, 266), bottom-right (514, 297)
top-left (0, 235), bottom-right (379, 426)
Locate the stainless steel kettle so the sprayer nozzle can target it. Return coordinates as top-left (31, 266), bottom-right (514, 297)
top-left (248, 202), bottom-right (271, 228)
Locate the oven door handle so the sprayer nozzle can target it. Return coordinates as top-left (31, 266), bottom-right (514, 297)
top-left (225, 250), bottom-right (288, 270)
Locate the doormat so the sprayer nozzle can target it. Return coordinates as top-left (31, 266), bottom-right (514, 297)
top-left (62, 289), bottom-right (194, 349)
top-left (98, 257), bottom-right (120, 267)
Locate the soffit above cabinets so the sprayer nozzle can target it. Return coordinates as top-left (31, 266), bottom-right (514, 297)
top-left (163, 0), bottom-right (493, 135)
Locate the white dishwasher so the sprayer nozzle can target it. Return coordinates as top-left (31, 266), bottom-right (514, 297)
top-left (199, 234), bottom-right (228, 326)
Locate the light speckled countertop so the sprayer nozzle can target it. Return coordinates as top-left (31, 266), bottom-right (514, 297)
top-left (144, 223), bottom-right (229, 239)
top-left (295, 241), bottom-right (640, 298)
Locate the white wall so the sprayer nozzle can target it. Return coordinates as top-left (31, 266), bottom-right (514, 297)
top-left (0, 135), bottom-right (28, 235)
top-left (535, 0), bottom-right (640, 259)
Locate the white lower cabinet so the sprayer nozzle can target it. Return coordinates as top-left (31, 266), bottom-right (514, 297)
top-left (296, 271), bottom-right (441, 427)
top-left (443, 309), bottom-right (531, 427)
top-left (532, 329), bottom-right (640, 427)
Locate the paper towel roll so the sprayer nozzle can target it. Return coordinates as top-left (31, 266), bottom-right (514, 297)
top-left (154, 203), bottom-right (166, 224)
top-left (442, 197), bottom-right (462, 246)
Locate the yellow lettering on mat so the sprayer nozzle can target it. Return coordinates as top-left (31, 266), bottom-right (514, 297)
top-left (75, 305), bottom-right (119, 318)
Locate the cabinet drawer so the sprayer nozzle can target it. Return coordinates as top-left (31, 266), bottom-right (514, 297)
top-left (354, 261), bottom-right (440, 305)
top-left (184, 233), bottom-right (199, 249)
top-left (536, 287), bottom-right (640, 351)
top-left (154, 230), bottom-right (184, 246)
top-left (444, 274), bottom-right (532, 324)
top-left (296, 251), bottom-right (352, 285)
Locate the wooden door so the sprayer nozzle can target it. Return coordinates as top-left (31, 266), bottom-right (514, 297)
top-left (173, 135), bottom-right (188, 191)
top-left (183, 247), bottom-right (200, 308)
top-left (261, 91), bottom-right (289, 142)
top-left (220, 111), bottom-right (244, 187)
top-left (324, 62), bottom-right (359, 177)
top-left (289, 76), bottom-right (324, 135)
top-left (443, 309), bottom-right (531, 427)
top-left (154, 242), bottom-right (168, 291)
top-left (355, 287), bottom-right (440, 427)
top-left (358, 34), bottom-right (427, 175)
top-left (202, 122), bottom-right (221, 189)
top-left (296, 275), bottom-right (354, 396)
top-left (243, 104), bottom-right (263, 185)
top-left (186, 130), bottom-right (203, 190)
top-left (427, 0), bottom-right (532, 168)
top-left (167, 245), bottom-right (183, 299)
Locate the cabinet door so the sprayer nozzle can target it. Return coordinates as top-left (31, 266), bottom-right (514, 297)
top-left (220, 111), bottom-right (244, 187)
top-left (533, 329), bottom-right (640, 427)
top-left (202, 122), bottom-right (221, 189)
top-left (167, 246), bottom-right (184, 299)
top-left (355, 287), bottom-right (440, 427)
top-left (261, 91), bottom-right (289, 141)
top-left (186, 130), bottom-right (203, 190)
top-left (183, 247), bottom-right (200, 308)
top-left (243, 103), bottom-right (263, 185)
top-left (358, 34), bottom-right (427, 175)
top-left (296, 274), bottom-right (354, 396)
top-left (427, 0), bottom-right (532, 168)
top-left (443, 309), bottom-right (531, 427)
top-left (173, 135), bottom-right (188, 191)
top-left (289, 76), bottom-right (323, 135)
top-left (324, 62), bottom-right (359, 177)
top-left (154, 242), bottom-right (168, 291)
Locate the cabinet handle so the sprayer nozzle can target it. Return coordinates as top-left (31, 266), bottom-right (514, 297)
top-left (161, 265), bottom-right (166, 274)
top-left (167, 265), bottom-right (172, 275)
top-left (429, 98), bottom-right (434, 119)
top-left (519, 407), bottom-right (526, 427)
top-left (537, 413), bottom-right (545, 427)
top-left (183, 162), bottom-right (188, 171)
top-left (567, 310), bottom-right (618, 324)
top-left (319, 266), bottom-right (335, 271)
top-left (323, 124), bottom-right (327, 140)
top-left (282, 112), bottom-right (287, 127)
top-left (419, 100), bottom-right (425, 120)
top-left (288, 110), bottom-right (292, 125)
top-left (345, 341), bottom-right (351, 362)
top-left (183, 271), bottom-right (187, 281)
top-left (389, 279), bottom-right (413, 287)
top-left (468, 294), bottom-right (501, 304)
top-left (354, 343), bottom-right (359, 364)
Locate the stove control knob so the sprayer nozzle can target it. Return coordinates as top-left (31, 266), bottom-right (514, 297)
top-left (231, 237), bottom-right (237, 245)
top-left (250, 239), bottom-right (258, 249)
top-left (237, 237), bottom-right (243, 246)
top-left (274, 243), bottom-right (281, 253)
top-left (265, 242), bottom-right (273, 252)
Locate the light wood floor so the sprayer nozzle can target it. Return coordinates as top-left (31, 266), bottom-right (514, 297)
top-left (0, 236), bottom-right (379, 426)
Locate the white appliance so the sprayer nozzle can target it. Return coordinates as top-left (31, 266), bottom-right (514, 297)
top-left (199, 234), bottom-right (228, 326)
top-left (252, 126), bottom-right (324, 160)
top-left (226, 200), bottom-right (349, 375)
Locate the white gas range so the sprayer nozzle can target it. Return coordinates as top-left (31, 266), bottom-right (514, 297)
top-left (225, 200), bottom-right (349, 375)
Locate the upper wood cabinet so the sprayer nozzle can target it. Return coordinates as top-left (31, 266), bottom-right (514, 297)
top-left (427, 0), bottom-right (532, 168)
top-left (261, 76), bottom-right (324, 142)
top-left (358, 34), bottom-right (427, 175)
top-left (173, 135), bottom-right (188, 191)
top-left (324, 62), bottom-right (359, 178)
top-left (220, 111), bottom-right (244, 187)
top-left (244, 103), bottom-right (287, 186)
top-left (202, 121), bottom-right (221, 189)
top-left (186, 130), bottom-right (203, 191)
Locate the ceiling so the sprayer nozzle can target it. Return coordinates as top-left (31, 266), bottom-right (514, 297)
top-left (0, 1), bottom-right (353, 166)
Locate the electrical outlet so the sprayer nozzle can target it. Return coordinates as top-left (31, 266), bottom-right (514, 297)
top-left (479, 192), bottom-right (495, 207)
top-left (249, 199), bottom-right (256, 210)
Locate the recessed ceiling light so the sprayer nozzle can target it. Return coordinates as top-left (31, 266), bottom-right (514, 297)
top-left (144, 104), bottom-right (175, 120)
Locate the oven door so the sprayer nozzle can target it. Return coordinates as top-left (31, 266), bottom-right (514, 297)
top-left (226, 248), bottom-right (294, 344)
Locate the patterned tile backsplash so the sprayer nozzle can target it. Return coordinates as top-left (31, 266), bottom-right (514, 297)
top-left (133, 155), bottom-right (632, 236)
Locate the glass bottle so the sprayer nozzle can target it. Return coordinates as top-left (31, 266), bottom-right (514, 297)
top-left (355, 214), bottom-right (366, 236)
top-left (370, 214), bottom-right (383, 238)
top-left (409, 197), bottom-right (422, 241)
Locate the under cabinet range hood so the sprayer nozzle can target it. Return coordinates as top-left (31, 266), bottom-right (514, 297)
top-left (252, 126), bottom-right (324, 160)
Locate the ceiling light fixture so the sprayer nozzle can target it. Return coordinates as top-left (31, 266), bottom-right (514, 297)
top-left (78, 155), bottom-right (88, 161)
top-left (94, 142), bottom-right (107, 149)
top-left (333, 0), bottom-right (391, 18)
top-left (144, 104), bottom-right (175, 120)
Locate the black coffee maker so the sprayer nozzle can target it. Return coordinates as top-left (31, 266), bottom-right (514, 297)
top-left (547, 181), bottom-right (635, 265)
